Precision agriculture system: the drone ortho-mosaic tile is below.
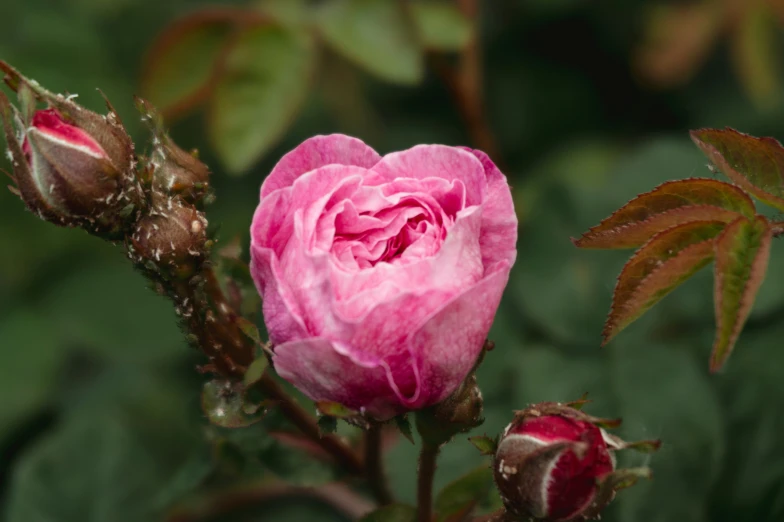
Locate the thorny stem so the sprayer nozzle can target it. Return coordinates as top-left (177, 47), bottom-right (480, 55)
top-left (365, 423), bottom-right (394, 505)
top-left (432, 0), bottom-right (503, 164)
top-left (174, 265), bottom-right (366, 476)
top-left (771, 221), bottom-right (784, 237)
top-left (416, 442), bottom-right (441, 522)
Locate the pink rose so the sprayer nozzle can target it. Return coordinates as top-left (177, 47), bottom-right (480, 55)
top-left (250, 135), bottom-right (517, 420)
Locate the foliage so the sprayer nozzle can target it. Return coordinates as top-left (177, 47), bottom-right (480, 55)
top-left (140, 0), bottom-right (472, 174)
top-left (575, 127), bottom-right (784, 371)
top-left (2, 0), bottom-right (784, 521)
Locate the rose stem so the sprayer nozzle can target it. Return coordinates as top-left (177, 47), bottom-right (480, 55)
top-left (256, 374), bottom-right (365, 475)
top-left (416, 442), bottom-right (441, 522)
top-left (183, 265), bottom-right (366, 476)
top-left (430, 0), bottom-right (503, 165)
top-left (365, 422), bottom-right (394, 505)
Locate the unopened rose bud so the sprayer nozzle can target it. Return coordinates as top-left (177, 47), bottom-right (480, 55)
top-left (134, 96), bottom-right (210, 205)
top-left (493, 402), bottom-right (660, 522)
top-left (129, 197), bottom-right (208, 280)
top-left (0, 65), bottom-right (139, 238)
top-left (416, 372), bottom-right (484, 446)
top-left (147, 136), bottom-right (211, 204)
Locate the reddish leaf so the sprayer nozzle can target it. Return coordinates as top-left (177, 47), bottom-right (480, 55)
top-left (711, 215), bottom-right (772, 371)
top-left (634, 2), bottom-right (722, 88)
top-left (603, 220), bottom-right (726, 344)
top-left (691, 128), bottom-right (784, 211)
top-left (573, 178), bottom-right (753, 249)
top-left (141, 9), bottom-right (260, 119)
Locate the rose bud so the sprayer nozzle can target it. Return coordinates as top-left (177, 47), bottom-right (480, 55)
top-left (149, 138), bottom-right (211, 204)
top-left (129, 196), bottom-right (208, 280)
top-left (416, 371), bottom-right (484, 445)
top-left (493, 402), bottom-right (661, 522)
top-left (250, 135), bottom-right (518, 420)
top-left (135, 97), bottom-right (211, 204)
top-left (0, 67), bottom-right (138, 238)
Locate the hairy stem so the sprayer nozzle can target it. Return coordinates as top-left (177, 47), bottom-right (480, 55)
top-left (417, 442), bottom-right (441, 522)
top-left (432, 0), bottom-right (502, 164)
top-left (257, 374), bottom-right (364, 475)
top-left (365, 423), bottom-right (394, 505)
top-left (147, 262), bottom-right (365, 475)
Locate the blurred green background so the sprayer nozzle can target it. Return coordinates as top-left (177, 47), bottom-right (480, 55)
top-left (2, 0), bottom-right (784, 521)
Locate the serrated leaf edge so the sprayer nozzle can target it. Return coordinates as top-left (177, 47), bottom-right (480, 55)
top-left (710, 215), bottom-right (772, 371)
top-left (691, 128), bottom-right (784, 212)
top-left (573, 178), bottom-right (755, 249)
top-left (603, 221), bottom-right (723, 343)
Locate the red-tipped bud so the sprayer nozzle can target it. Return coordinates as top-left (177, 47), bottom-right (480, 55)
top-left (493, 402), bottom-right (659, 521)
top-left (0, 69), bottom-right (139, 238)
top-left (129, 197), bottom-right (208, 280)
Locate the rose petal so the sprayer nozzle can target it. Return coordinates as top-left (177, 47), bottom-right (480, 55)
top-left (460, 147), bottom-right (518, 270)
top-left (331, 205), bottom-right (484, 318)
top-left (272, 337), bottom-right (403, 420)
top-left (261, 134), bottom-right (381, 197)
top-left (373, 145), bottom-right (486, 207)
top-left (250, 244), bottom-right (309, 345)
top-left (272, 261), bottom-right (512, 418)
top-left (408, 260), bottom-right (512, 406)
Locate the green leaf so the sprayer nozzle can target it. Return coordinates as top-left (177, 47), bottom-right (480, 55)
top-left (243, 355), bottom-right (269, 387)
top-left (316, 400), bottom-right (358, 418)
top-left (434, 466), bottom-right (495, 522)
top-left (316, 0), bottom-right (424, 85)
top-left (468, 435), bottom-right (497, 456)
top-left (711, 215), bottom-right (772, 371)
top-left (141, 11), bottom-right (237, 118)
top-left (573, 178), bottom-right (755, 249)
top-left (410, 1), bottom-right (472, 51)
top-left (209, 23), bottom-right (315, 174)
top-left (360, 504), bottom-right (417, 522)
top-left (237, 317), bottom-right (263, 346)
top-left (604, 220), bottom-right (726, 344)
top-left (394, 414), bottom-right (415, 444)
top-left (691, 127), bottom-right (784, 211)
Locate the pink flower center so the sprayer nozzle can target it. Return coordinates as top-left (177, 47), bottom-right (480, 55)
top-left (318, 179), bottom-right (463, 271)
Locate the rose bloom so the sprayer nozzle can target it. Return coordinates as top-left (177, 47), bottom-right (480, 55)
top-left (250, 135), bottom-right (517, 419)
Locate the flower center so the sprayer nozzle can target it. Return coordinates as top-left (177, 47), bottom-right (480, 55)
top-left (329, 197), bottom-right (449, 270)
